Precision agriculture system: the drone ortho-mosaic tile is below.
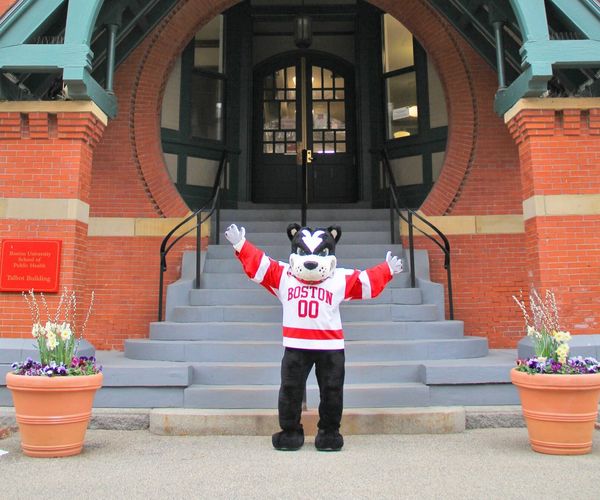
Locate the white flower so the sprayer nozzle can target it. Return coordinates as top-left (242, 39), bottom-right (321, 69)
top-left (31, 323), bottom-right (44, 338)
top-left (46, 331), bottom-right (58, 350)
top-left (59, 322), bottom-right (72, 341)
top-left (526, 325), bottom-right (537, 337)
top-left (553, 330), bottom-right (571, 344)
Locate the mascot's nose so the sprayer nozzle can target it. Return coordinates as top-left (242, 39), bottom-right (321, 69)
top-left (304, 261), bottom-right (318, 270)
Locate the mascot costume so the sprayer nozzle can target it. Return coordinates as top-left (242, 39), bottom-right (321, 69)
top-left (225, 223), bottom-right (403, 451)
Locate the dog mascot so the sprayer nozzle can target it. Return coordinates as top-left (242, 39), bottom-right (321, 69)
top-left (225, 223), bottom-right (403, 451)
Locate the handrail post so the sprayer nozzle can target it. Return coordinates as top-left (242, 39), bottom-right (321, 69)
top-left (389, 189), bottom-right (395, 245)
top-left (158, 254), bottom-right (165, 322)
top-left (408, 211), bottom-right (416, 288)
top-left (215, 192), bottom-right (221, 246)
top-left (446, 258), bottom-right (454, 320)
top-left (301, 149), bottom-right (307, 226)
top-left (195, 211), bottom-right (201, 289)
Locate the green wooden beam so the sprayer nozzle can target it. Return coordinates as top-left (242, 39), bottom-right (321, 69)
top-left (494, 63), bottom-right (553, 116)
top-left (0, 43), bottom-right (91, 71)
top-left (63, 66), bottom-right (117, 118)
top-left (509, 0), bottom-right (549, 41)
top-left (522, 40), bottom-right (600, 67)
top-left (548, 0), bottom-right (600, 39)
top-left (0, 0), bottom-right (65, 46)
top-left (64, 0), bottom-right (105, 45)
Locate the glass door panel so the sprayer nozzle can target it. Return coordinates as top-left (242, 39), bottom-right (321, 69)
top-left (253, 55), bottom-right (356, 204)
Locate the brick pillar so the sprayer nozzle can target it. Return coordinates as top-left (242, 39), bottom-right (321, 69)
top-left (0, 102), bottom-right (106, 337)
top-left (506, 98), bottom-right (600, 334)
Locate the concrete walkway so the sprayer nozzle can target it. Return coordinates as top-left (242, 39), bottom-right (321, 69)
top-left (1, 428), bottom-right (600, 499)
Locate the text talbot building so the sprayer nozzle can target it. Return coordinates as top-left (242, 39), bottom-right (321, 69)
top-left (0, 0), bottom-right (599, 410)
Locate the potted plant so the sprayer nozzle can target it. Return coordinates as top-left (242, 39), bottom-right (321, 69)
top-left (511, 288), bottom-right (600, 455)
top-left (5, 289), bottom-right (102, 458)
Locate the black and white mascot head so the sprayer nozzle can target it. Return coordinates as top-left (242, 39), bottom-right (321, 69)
top-left (287, 223), bottom-right (341, 282)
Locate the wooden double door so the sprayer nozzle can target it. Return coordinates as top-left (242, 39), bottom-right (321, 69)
top-left (252, 53), bottom-right (357, 204)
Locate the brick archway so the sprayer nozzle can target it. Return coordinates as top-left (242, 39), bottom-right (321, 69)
top-left (128, 0), bottom-right (476, 216)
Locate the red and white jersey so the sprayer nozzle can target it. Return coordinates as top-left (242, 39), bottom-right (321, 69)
top-left (235, 240), bottom-right (393, 350)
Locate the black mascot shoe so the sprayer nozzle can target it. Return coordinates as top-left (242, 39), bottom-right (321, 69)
top-left (314, 429), bottom-right (344, 451)
top-left (272, 428), bottom-right (305, 451)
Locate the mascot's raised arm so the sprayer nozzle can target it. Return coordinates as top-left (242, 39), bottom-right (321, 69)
top-left (225, 222), bottom-right (403, 451)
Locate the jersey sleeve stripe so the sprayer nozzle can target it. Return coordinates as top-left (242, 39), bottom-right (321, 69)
top-left (252, 254), bottom-right (271, 283)
top-left (358, 270), bottom-right (372, 299)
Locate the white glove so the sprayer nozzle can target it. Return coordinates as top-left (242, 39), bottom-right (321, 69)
top-left (386, 251), bottom-right (403, 275)
top-left (225, 224), bottom-right (246, 251)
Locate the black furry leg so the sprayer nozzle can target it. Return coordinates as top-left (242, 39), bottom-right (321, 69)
top-left (272, 427), bottom-right (305, 451)
top-left (314, 429), bottom-right (344, 451)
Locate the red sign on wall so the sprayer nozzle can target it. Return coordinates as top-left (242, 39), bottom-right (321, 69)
top-left (0, 239), bottom-right (62, 292)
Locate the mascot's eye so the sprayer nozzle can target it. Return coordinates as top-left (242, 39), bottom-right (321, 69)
top-left (296, 248), bottom-right (307, 256)
top-left (317, 248), bottom-right (329, 257)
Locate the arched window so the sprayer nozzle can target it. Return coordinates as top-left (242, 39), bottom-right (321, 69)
top-left (381, 14), bottom-right (448, 208)
top-left (160, 16), bottom-right (227, 210)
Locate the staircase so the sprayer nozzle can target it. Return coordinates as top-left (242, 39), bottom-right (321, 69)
top-left (123, 206), bottom-right (517, 409)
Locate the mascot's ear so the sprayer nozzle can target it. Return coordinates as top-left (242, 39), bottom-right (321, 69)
top-left (287, 223), bottom-right (301, 241)
top-left (327, 225), bottom-right (342, 243)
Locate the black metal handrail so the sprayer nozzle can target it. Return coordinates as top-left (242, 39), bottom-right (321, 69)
top-left (379, 148), bottom-right (454, 320)
top-left (157, 150), bottom-right (229, 321)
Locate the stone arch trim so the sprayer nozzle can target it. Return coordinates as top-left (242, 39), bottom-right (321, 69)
top-left (370, 0), bottom-right (477, 215)
top-left (130, 0), bottom-right (476, 217)
top-left (130, 0), bottom-right (239, 217)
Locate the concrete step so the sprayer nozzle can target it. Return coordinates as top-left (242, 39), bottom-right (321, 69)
top-left (170, 304), bottom-right (440, 323)
top-left (183, 382), bottom-right (430, 408)
top-left (203, 257), bottom-right (395, 273)
top-left (149, 320), bottom-right (465, 341)
top-left (199, 272), bottom-right (411, 289)
top-left (184, 384), bottom-right (280, 408)
top-left (205, 244), bottom-right (406, 259)
top-left (125, 337), bottom-right (486, 362)
top-left (189, 287), bottom-right (423, 306)
top-left (190, 360), bottom-right (423, 385)
top-left (309, 382), bottom-right (431, 408)
top-left (220, 208), bottom-right (392, 221)
top-left (148, 407), bottom-right (467, 435)
top-left (220, 219), bottom-right (390, 233)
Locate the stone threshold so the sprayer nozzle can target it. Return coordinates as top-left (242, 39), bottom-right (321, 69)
top-left (0, 406), bottom-right (536, 438)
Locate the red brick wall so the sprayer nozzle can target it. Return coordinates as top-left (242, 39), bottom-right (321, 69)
top-left (0, 111), bottom-right (105, 338)
top-left (508, 107), bottom-right (600, 335)
top-left (417, 234), bottom-right (527, 348)
top-left (84, 237), bottom-right (205, 350)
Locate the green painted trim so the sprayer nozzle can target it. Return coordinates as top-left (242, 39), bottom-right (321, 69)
top-left (509, 0), bottom-right (549, 41)
top-left (548, 0), bottom-right (600, 39)
top-left (522, 40), bottom-right (600, 68)
top-left (63, 66), bottom-right (117, 118)
top-left (0, 0), bottom-right (64, 46)
top-left (64, 0), bottom-right (104, 45)
top-left (0, 43), bottom-right (91, 71)
top-left (494, 64), bottom-right (552, 115)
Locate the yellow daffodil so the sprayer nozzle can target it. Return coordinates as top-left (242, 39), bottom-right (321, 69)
top-left (59, 322), bottom-right (72, 341)
top-left (46, 331), bottom-right (58, 350)
top-left (556, 343), bottom-right (569, 364)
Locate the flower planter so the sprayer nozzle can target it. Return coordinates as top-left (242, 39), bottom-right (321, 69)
top-left (511, 368), bottom-right (600, 455)
top-left (6, 372), bottom-right (103, 458)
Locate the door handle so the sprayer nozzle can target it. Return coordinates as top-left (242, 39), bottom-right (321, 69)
top-left (306, 150), bottom-right (313, 164)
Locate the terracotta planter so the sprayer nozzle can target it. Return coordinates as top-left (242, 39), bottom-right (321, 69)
top-left (511, 368), bottom-right (600, 455)
top-left (6, 372), bottom-right (103, 458)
